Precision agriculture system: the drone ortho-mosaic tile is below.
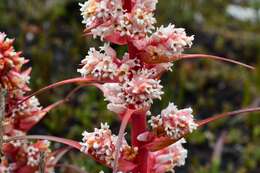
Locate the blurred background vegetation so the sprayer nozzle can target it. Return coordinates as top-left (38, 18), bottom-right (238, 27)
top-left (0, 0), bottom-right (260, 172)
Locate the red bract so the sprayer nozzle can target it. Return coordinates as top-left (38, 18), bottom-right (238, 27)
top-left (1, 0), bottom-right (259, 173)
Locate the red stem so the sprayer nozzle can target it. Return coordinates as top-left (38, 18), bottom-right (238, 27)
top-left (127, 18), bottom-right (149, 172)
top-left (123, 0), bottom-right (132, 12)
top-left (131, 112), bottom-right (147, 147)
top-left (131, 112), bottom-right (149, 173)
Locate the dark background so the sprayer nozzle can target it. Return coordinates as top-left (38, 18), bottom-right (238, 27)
top-left (1, 0), bottom-right (260, 172)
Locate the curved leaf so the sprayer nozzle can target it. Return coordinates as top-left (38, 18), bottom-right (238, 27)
top-left (144, 107), bottom-right (260, 151)
top-left (142, 53), bottom-right (255, 70)
top-left (113, 109), bottom-right (136, 173)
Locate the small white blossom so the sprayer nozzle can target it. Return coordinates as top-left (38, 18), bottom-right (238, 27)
top-left (149, 103), bottom-right (197, 139)
top-left (148, 24), bottom-right (194, 56)
top-left (102, 69), bottom-right (163, 113)
top-left (78, 44), bottom-right (118, 79)
top-left (80, 123), bottom-right (137, 166)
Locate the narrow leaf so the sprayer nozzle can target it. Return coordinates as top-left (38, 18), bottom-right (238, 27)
top-left (143, 53), bottom-right (255, 70)
top-left (113, 109), bottom-right (135, 173)
top-left (5, 135), bottom-right (81, 150)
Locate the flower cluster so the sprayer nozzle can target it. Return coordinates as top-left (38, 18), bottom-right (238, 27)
top-left (78, 0), bottom-right (194, 116)
top-left (134, 24), bottom-right (194, 58)
top-left (102, 68), bottom-right (164, 113)
top-left (149, 139), bottom-right (187, 173)
top-left (1, 140), bottom-right (55, 173)
top-left (77, 44), bottom-right (118, 79)
top-left (0, 33), bottom-right (54, 173)
top-left (80, 0), bottom-right (157, 43)
top-left (149, 103), bottom-right (197, 139)
top-left (0, 32), bottom-right (45, 133)
top-left (78, 43), bottom-right (165, 113)
top-left (0, 33), bottom-right (30, 97)
top-left (80, 123), bottom-right (138, 167)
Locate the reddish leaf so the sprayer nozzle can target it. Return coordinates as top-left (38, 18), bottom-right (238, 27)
top-left (113, 109), bottom-right (136, 173)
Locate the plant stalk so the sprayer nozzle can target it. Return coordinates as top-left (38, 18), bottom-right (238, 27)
top-left (0, 88), bottom-right (6, 155)
top-left (39, 151), bottom-right (46, 173)
top-left (131, 112), bottom-right (149, 173)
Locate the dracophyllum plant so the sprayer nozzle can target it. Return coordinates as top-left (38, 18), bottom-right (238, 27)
top-left (1, 0), bottom-right (259, 173)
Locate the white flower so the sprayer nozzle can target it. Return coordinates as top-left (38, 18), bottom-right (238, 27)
top-left (149, 103), bottom-right (197, 139)
top-left (26, 146), bottom-right (41, 166)
top-left (145, 24), bottom-right (194, 57)
top-left (102, 69), bottom-right (163, 113)
top-left (80, 123), bottom-right (135, 166)
top-left (78, 44), bottom-right (118, 79)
